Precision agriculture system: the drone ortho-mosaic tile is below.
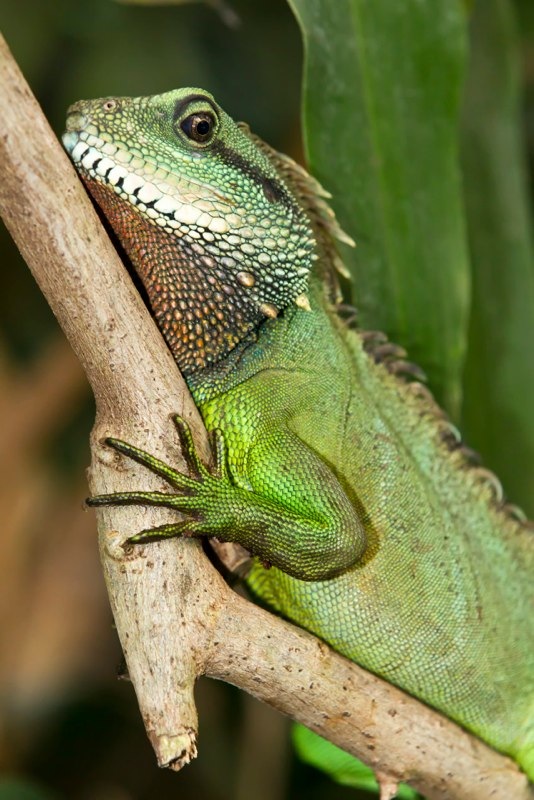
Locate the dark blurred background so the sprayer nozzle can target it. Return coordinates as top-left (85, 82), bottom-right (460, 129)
top-left (0, 1), bottom-right (533, 799)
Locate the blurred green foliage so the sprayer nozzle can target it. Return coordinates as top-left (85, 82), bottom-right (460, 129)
top-left (0, 778), bottom-right (57, 800)
top-left (460, 0), bottom-right (534, 514)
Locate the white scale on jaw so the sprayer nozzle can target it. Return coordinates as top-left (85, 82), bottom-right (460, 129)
top-left (65, 129), bottom-right (316, 289)
top-left (64, 127), bottom-right (317, 314)
top-left (69, 135), bottom-right (231, 235)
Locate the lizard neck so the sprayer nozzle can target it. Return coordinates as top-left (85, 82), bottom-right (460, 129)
top-left (84, 177), bottom-right (313, 376)
top-left (188, 276), bottom-right (333, 403)
top-left (86, 179), bottom-right (277, 374)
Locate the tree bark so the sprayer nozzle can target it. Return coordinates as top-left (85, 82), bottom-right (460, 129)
top-left (0, 31), bottom-right (531, 800)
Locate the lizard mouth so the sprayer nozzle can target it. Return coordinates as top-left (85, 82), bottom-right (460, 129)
top-left (62, 126), bottom-right (237, 238)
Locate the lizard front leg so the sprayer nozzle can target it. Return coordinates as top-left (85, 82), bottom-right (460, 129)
top-left (89, 416), bottom-right (367, 582)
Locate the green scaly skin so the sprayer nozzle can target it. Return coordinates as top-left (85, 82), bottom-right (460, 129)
top-left (63, 88), bottom-right (533, 779)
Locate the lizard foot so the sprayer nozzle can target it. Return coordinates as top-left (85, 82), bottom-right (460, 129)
top-left (87, 415), bottom-right (232, 545)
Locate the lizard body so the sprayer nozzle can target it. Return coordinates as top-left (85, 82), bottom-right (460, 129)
top-left (63, 88), bottom-right (533, 780)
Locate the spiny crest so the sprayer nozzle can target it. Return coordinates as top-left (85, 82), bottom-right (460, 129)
top-left (361, 329), bottom-right (533, 533)
top-left (248, 120), bottom-right (534, 535)
top-left (257, 126), bottom-right (534, 538)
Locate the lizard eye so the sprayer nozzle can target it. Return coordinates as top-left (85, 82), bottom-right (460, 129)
top-left (181, 112), bottom-right (215, 144)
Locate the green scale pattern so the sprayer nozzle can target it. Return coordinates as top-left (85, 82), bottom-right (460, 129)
top-left (192, 281), bottom-right (533, 773)
top-left (63, 88), bottom-right (534, 780)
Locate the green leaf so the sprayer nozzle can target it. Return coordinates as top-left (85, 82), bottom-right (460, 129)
top-left (0, 779), bottom-right (56, 800)
top-left (292, 725), bottom-right (421, 799)
top-left (460, 0), bottom-right (534, 515)
top-left (287, 0), bottom-right (471, 416)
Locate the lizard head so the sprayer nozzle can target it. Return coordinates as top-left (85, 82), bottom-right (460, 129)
top-left (63, 88), bottom-right (316, 374)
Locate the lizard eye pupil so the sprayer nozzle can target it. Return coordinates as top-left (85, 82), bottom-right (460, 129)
top-left (181, 113), bottom-right (215, 143)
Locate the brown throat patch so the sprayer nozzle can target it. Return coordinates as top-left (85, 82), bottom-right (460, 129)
top-left (85, 178), bottom-right (265, 374)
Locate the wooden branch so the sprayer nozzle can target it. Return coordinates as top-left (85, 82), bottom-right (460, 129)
top-left (0, 31), bottom-right (531, 800)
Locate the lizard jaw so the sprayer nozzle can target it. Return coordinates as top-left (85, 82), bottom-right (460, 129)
top-left (63, 90), bottom-right (318, 373)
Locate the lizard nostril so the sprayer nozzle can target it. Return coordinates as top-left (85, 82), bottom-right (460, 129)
top-left (64, 111), bottom-right (88, 133)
